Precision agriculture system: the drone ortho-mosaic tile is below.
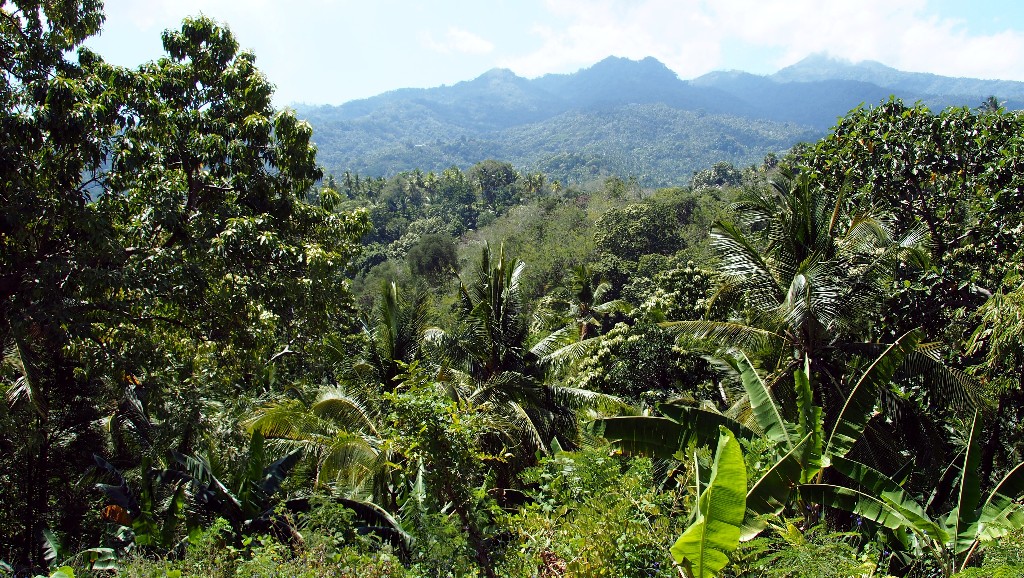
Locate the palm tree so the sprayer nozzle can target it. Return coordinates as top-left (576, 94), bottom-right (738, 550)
top-left (667, 171), bottom-right (974, 474)
top-left (529, 264), bottom-right (632, 372)
top-left (245, 387), bottom-right (385, 498)
top-left (247, 281), bottom-right (434, 506)
top-left (352, 281), bottom-right (432, 391)
top-left (426, 243), bottom-right (621, 453)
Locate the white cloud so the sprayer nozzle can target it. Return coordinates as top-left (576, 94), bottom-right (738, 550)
top-left (502, 0), bottom-right (1024, 81)
top-left (421, 27), bottom-right (495, 55)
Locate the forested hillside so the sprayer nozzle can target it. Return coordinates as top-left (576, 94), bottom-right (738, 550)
top-left (298, 54), bottom-right (1024, 186)
top-left (6, 4), bottom-right (1024, 578)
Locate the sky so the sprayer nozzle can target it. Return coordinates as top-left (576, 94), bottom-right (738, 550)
top-left (85, 0), bottom-right (1024, 107)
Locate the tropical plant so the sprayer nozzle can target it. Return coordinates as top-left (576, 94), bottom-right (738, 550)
top-left (665, 171), bottom-right (974, 477)
top-left (796, 99), bottom-right (1024, 345)
top-left (244, 388), bottom-right (385, 498)
top-left (97, 431), bottom-right (303, 543)
top-left (803, 409), bottom-right (1024, 576)
top-left (529, 264), bottom-right (632, 372)
top-left (1, 10), bottom-right (370, 568)
top-left (671, 426), bottom-right (747, 578)
top-left (677, 170), bottom-right (929, 377)
top-left (598, 330), bottom-right (925, 538)
top-left (426, 243), bottom-right (617, 453)
top-left (498, 445), bottom-right (680, 577)
top-left (965, 268), bottom-right (1024, 484)
top-left (732, 521), bottom-right (869, 578)
top-left (353, 281), bottom-right (433, 391)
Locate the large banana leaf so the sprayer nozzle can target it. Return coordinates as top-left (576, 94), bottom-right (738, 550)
top-left (794, 363), bottom-right (822, 483)
top-left (670, 426), bottom-right (747, 578)
top-left (978, 460), bottom-right (1024, 542)
top-left (800, 483), bottom-right (918, 532)
top-left (742, 433), bottom-right (812, 540)
top-left (830, 456), bottom-right (946, 541)
top-left (824, 330), bottom-right (921, 465)
top-left (952, 409), bottom-right (983, 556)
top-left (597, 406), bottom-right (751, 460)
top-left (734, 352), bottom-right (791, 447)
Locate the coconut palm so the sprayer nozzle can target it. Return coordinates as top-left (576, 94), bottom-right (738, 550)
top-left (530, 264), bottom-right (633, 372)
top-left (244, 282), bottom-right (431, 504)
top-left (666, 171), bottom-right (975, 475)
top-left (244, 386), bottom-right (387, 499)
top-left (352, 281), bottom-right (432, 391)
top-left (426, 243), bottom-right (622, 453)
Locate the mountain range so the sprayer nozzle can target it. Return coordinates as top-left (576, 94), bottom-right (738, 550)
top-left (296, 55), bottom-right (1024, 187)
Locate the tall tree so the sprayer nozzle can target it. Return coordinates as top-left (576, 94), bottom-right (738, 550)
top-left (1, 11), bottom-right (369, 568)
top-left (1, 0), bottom-right (117, 565)
top-left (797, 99), bottom-right (1024, 343)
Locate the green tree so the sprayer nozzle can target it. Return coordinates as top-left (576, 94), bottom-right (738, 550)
top-left (691, 161), bottom-right (743, 190)
top-left (594, 202), bottom-right (681, 262)
top-left (1, 11), bottom-right (369, 568)
top-left (407, 233), bottom-right (458, 284)
top-left (0, 0), bottom-right (119, 565)
top-left (425, 166), bottom-right (478, 234)
top-left (532, 264), bottom-right (629, 343)
top-left (797, 99), bottom-right (1024, 343)
top-left (426, 244), bottom-right (613, 458)
top-left (468, 159), bottom-right (520, 210)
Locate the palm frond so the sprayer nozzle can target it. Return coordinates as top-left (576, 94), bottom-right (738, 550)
top-left (312, 387), bottom-right (379, 435)
top-left (317, 431), bottom-right (380, 490)
top-left (548, 384), bottom-right (628, 415)
top-left (662, 320), bottom-right (786, 354)
top-left (245, 400), bottom-right (323, 440)
top-left (898, 349), bottom-right (981, 412)
top-left (3, 335), bottom-right (46, 416)
top-left (529, 326), bottom-right (574, 359)
top-left (533, 333), bottom-right (602, 373)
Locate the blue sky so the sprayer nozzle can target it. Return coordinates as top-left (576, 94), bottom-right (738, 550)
top-left (85, 0), bottom-right (1024, 106)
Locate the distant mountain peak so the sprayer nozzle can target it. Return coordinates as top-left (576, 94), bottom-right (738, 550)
top-left (587, 55), bottom-right (678, 79)
top-left (476, 67), bottom-right (521, 80)
top-left (773, 53), bottom-right (898, 82)
top-left (295, 52), bottom-right (1024, 188)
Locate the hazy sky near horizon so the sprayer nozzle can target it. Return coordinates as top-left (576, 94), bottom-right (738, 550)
top-left (85, 0), bottom-right (1024, 106)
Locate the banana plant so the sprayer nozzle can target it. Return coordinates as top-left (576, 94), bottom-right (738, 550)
top-left (92, 454), bottom-right (188, 552)
top-left (671, 426), bottom-right (747, 578)
top-left (36, 527), bottom-right (117, 575)
top-left (801, 408), bottom-right (1024, 576)
top-left (158, 430), bottom-right (303, 533)
top-left (596, 330), bottom-right (924, 540)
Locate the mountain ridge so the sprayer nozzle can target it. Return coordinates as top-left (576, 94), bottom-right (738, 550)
top-left (298, 55), bottom-right (1023, 187)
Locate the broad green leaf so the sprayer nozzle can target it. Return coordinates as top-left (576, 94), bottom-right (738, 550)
top-left (830, 456), bottom-right (946, 542)
top-left (735, 352), bottom-right (791, 448)
top-left (48, 567), bottom-right (74, 578)
top-left (598, 409), bottom-right (748, 460)
top-left (81, 547), bottom-right (117, 571)
top-left (41, 528), bottom-right (62, 565)
top-left (658, 402), bottom-right (755, 443)
top-left (670, 426), bottom-right (747, 577)
top-left (953, 409), bottom-right (983, 555)
top-left (794, 364), bottom-right (822, 483)
top-left (978, 459), bottom-right (1024, 541)
top-left (742, 433), bottom-right (811, 540)
top-left (824, 330), bottom-right (921, 465)
top-left (800, 483), bottom-right (915, 531)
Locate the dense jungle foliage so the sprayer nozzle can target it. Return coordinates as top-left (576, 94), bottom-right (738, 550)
top-left (5, 3), bottom-right (1024, 578)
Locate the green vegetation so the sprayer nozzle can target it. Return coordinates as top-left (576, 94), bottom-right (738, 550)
top-left (6, 4), bottom-right (1024, 578)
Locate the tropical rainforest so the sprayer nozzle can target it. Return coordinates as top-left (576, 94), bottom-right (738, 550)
top-left (4, 3), bottom-right (1024, 578)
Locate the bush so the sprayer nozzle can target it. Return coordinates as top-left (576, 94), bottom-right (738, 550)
top-left (497, 446), bottom-right (683, 577)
